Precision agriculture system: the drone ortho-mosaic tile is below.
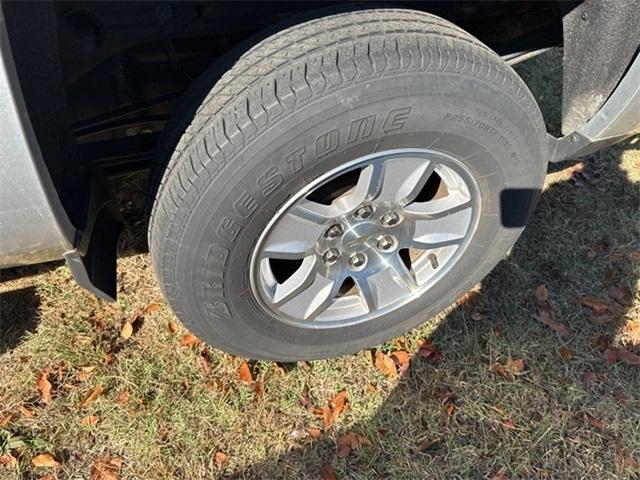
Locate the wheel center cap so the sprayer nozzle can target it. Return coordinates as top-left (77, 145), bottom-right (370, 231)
top-left (341, 220), bottom-right (379, 249)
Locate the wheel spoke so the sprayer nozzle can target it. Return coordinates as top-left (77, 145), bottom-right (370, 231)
top-left (331, 164), bottom-right (383, 215)
top-left (376, 156), bottom-right (434, 205)
top-left (411, 205), bottom-right (472, 249)
top-left (272, 256), bottom-right (317, 305)
top-left (261, 204), bottom-right (328, 259)
top-left (355, 255), bottom-right (416, 310)
top-left (403, 190), bottom-right (471, 217)
top-left (278, 271), bottom-right (341, 320)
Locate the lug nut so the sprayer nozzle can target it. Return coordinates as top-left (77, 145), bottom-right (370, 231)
top-left (381, 212), bottom-right (402, 227)
top-left (354, 205), bottom-right (374, 219)
top-left (323, 248), bottom-right (340, 265)
top-left (324, 223), bottom-right (343, 239)
top-left (377, 235), bottom-right (396, 252)
top-left (348, 252), bottom-right (367, 270)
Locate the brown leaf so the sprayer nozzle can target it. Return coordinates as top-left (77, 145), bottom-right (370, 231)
top-left (320, 464), bottom-right (337, 480)
top-left (81, 415), bottom-right (99, 427)
top-left (81, 385), bottom-right (105, 408)
top-left (198, 349), bottom-right (211, 375)
top-left (581, 295), bottom-right (609, 315)
top-left (253, 379), bottom-right (265, 400)
top-left (417, 438), bottom-right (441, 453)
top-left (307, 426), bottom-right (321, 439)
top-left (500, 418), bottom-right (515, 430)
top-left (114, 389), bottom-right (130, 408)
top-left (167, 321), bottom-right (178, 335)
top-left (490, 466), bottom-right (509, 480)
top-left (179, 333), bottom-right (202, 348)
top-left (77, 366), bottom-right (96, 382)
top-left (143, 303), bottom-right (162, 314)
top-left (90, 453), bottom-right (123, 480)
top-left (491, 358), bottom-right (525, 379)
top-left (374, 351), bottom-right (397, 377)
top-left (19, 405), bottom-right (36, 417)
top-left (336, 432), bottom-right (372, 458)
top-left (584, 413), bottom-right (604, 431)
top-left (603, 347), bottom-right (620, 364)
top-left (36, 368), bottom-right (53, 405)
top-left (238, 361), bottom-right (253, 384)
top-left (559, 346), bottom-right (573, 360)
top-left (120, 322), bottom-right (133, 340)
top-left (32, 453), bottom-right (59, 468)
top-left (0, 414), bottom-right (12, 428)
top-left (534, 306), bottom-right (571, 336)
top-left (213, 451), bottom-right (228, 467)
top-left (608, 286), bottom-right (631, 305)
top-left (326, 390), bottom-right (348, 427)
top-left (0, 453), bottom-right (16, 466)
top-left (534, 284), bottom-right (548, 303)
top-left (417, 339), bottom-right (442, 362)
top-left (590, 335), bottom-right (610, 352)
top-left (618, 348), bottom-right (640, 365)
top-left (390, 350), bottom-right (410, 373)
top-left (445, 401), bottom-right (455, 417)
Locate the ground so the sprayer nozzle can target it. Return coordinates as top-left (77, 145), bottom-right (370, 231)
top-left (0, 50), bottom-right (639, 480)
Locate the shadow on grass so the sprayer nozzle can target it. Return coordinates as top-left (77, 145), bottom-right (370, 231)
top-left (226, 138), bottom-right (639, 478)
top-left (0, 286), bottom-right (41, 354)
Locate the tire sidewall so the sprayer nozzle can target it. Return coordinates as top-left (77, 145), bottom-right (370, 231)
top-left (170, 70), bottom-right (544, 360)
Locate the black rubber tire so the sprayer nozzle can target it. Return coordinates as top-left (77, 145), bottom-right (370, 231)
top-left (149, 9), bottom-right (547, 361)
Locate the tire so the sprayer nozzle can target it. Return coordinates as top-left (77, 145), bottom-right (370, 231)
top-left (149, 9), bottom-right (547, 361)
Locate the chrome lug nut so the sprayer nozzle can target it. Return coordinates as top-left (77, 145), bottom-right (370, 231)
top-left (324, 223), bottom-right (343, 239)
top-left (377, 235), bottom-right (396, 252)
top-left (323, 248), bottom-right (341, 265)
top-left (348, 252), bottom-right (367, 270)
top-left (381, 212), bottom-right (402, 227)
top-left (354, 205), bottom-right (374, 219)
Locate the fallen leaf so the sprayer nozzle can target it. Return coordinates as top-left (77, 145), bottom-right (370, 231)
top-left (366, 383), bottom-right (377, 393)
top-left (179, 333), bottom-right (202, 348)
top-left (390, 350), bottom-right (410, 373)
top-left (534, 306), bottom-right (571, 336)
top-left (213, 451), bottom-right (227, 467)
top-left (445, 401), bottom-right (455, 417)
top-left (336, 432), bottom-right (372, 458)
top-left (143, 303), bottom-right (162, 314)
top-left (584, 413), bottom-right (604, 431)
top-left (114, 389), bottom-right (130, 408)
top-left (618, 348), bottom-right (640, 365)
top-left (417, 438), bottom-right (441, 453)
top-left (253, 379), bottom-right (265, 400)
top-left (326, 390), bottom-right (349, 427)
top-left (307, 426), bottom-right (321, 439)
top-left (0, 414), bottom-right (12, 428)
top-left (590, 335), bottom-right (610, 352)
top-left (603, 347), bottom-right (619, 364)
top-left (608, 286), bottom-right (631, 305)
top-left (581, 295), bottom-right (609, 315)
top-left (36, 368), bottom-right (53, 405)
top-left (167, 321), bottom-right (178, 334)
top-left (120, 322), bottom-right (133, 340)
top-left (82, 385), bottom-right (105, 408)
top-left (470, 311), bottom-right (486, 321)
top-left (90, 453), bottom-right (123, 480)
top-left (320, 464), bottom-right (337, 480)
top-left (19, 405), bottom-right (36, 417)
top-left (238, 361), bottom-right (253, 384)
top-left (32, 453), bottom-right (59, 468)
top-left (500, 418), bottom-right (515, 430)
top-left (491, 358), bottom-right (525, 379)
top-left (81, 415), bottom-right (99, 427)
top-left (534, 285), bottom-right (548, 303)
top-left (559, 346), bottom-right (573, 360)
top-left (0, 453), bottom-right (16, 466)
top-left (198, 349), bottom-right (211, 375)
top-left (77, 366), bottom-right (96, 382)
top-left (374, 351), bottom-right (397, 377)
top-left (417, 339), bottom-right (442, 362)
top-left (490, 466), bottom-right (509, 480)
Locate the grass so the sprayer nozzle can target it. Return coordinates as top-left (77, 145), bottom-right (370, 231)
top-left (1, 49), bottom-right (639, 480)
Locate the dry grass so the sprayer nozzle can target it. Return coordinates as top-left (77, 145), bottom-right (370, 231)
top-left (1, 49), bottom-right (639, 480)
